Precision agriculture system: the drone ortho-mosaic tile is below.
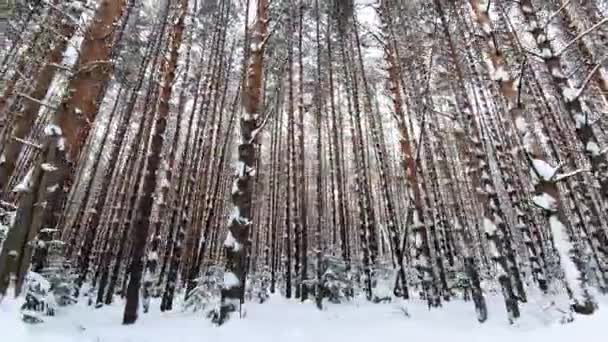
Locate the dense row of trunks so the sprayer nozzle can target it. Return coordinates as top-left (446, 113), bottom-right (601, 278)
top-left (0, 0), bottom-right (607, 326)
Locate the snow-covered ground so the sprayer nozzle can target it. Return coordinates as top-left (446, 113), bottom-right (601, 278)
top-left (1, 294), bottom-right (606, 342)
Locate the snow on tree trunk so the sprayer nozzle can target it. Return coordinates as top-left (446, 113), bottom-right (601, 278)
top-left (558, 0), bottom-right (608, 104)
top-left (122, 0), bottom-right (187, 325)
top-left (441, 1), bottom-right (522, 321)
top-left (516, 0), bottom-right (608, 205)
top-left (213, 0), bottom-right (268, 325)
top-left (468, 0), bottom-right (595, 316)
top-left (0, 1), bottom-right (81, 192)
top-left (0, 0), bottom-right (127, 298)
top-left (515, 1), bottom-right (608, 282)
top-left (353, 8), bottom-right (406, 303)
top-left (0, 126), bottom-right (64, 297)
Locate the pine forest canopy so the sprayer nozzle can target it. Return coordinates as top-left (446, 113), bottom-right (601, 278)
top-left (0, 0), bottom-right (607, 328)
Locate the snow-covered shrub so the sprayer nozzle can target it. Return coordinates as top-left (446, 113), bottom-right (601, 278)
top-left (142, 235), bottom-right (161, 313)
top-left (371, 261), bottom-right (394, 303)
top-left (246, 267), bottom-right (271, 304)
top-left (37, 232), bottom-right (78, 307)
top-left (183, 265), bottom-right (223, 313)
top-left (0, 208), bottom-right (16, 251)
top-left (21, 272), bottom-right (56, 323)
top-left (21, 230), bottom-right (77, 323)
top-left (318, 255), bottom-right (356, 305)
top-left (0, 220), bottom-right (8, 251)
top-left (47, 260), bottom-right (78, 306)
top-left (452, 271), bottom-right (471, 297)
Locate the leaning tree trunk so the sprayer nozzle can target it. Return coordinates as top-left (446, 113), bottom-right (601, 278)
top-left (0, 2), bottom-right (82, 193)
top-left (122, 0), bottom-right (187, 325)
top-left (0, 0), bottom-right (126, 298)
top-left (436, 0), bottom-right (522, 322)
top-left (467, 0), bottom-right (595, 315)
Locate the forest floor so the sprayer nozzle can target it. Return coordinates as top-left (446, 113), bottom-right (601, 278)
top-left (1, 293), bottom-right (607, 342)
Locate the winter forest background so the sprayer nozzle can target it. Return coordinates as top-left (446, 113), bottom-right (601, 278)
top-left (1, 0), bottom-right (608, 340)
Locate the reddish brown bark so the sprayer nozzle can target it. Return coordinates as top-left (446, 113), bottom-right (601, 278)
top-left (0, 18), bottom-right (76, 191)
top-left (57, 0), bottom-right (126, 161)
top-left (215, 0), bottom-right (268, 324)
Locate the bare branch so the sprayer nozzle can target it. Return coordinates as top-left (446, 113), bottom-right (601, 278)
top-left (42, 0), bottom-right (80, 25)
top-left (76, 60), bottom-right (113, 74)
top-left (521, 48), bottom-right (547, 60)
top-left (517, 56), bottom-right (528, 107)
top-left (258, 19), bottom-right (281, 52)
top-left (543, 0), bottom-right (573, 30)
top-left (46, 63), bottom-right (73, 73)
top-left (389, 109), bottom-right (403, 127)
top-left (566, 56), bottom-right (608, 102)
top-left (549, 162), bottom-right (567, 182)
top-left (423, 104), bottom-right (456, 120)
top-left (17, 93), bottom-right (57, 109)
top-left (11, 136), bottom-right (42, 150)
top-left (556, 17), bottom-right (608, 56)
top-left (249, 110), bottom-right (273, 144)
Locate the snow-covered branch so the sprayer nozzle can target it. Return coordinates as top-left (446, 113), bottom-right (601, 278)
top-left (554, 168), bottom-right (591, 182)
top-left (249, 109), bottom-right (273, 144)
